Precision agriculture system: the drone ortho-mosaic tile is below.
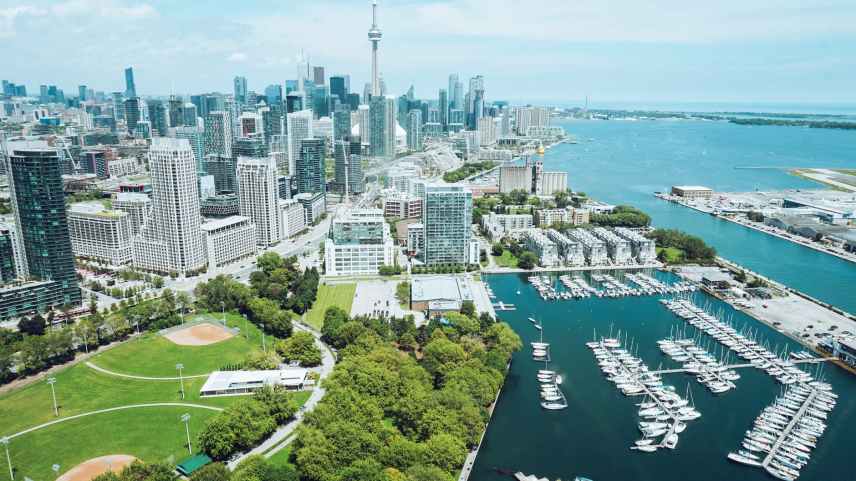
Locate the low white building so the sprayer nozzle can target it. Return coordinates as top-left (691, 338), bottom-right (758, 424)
top-left (407, 223), bottom-right (424, 257)
top-left (481, 212), bottom-right (533, 240)
top-left (592, 227), bottom-right (633, 265)
top-left (325, 208), bottom-right (396, 277)
top-left (67, 202), bottom-right (134, 266)
top-left (201, 216), bottom-right (257, 268)
top-left (546, 229), bottom-right (585, 266)
top-left (279, 199), bottom-right (307, 240)
top-left (566, 228), bottom-right (608, 266)
top-left (614, 227), bottom-right (657, 264)
top-left (199, 368), bottom-right (309, 397)
top-left (536, 207), bottom-right (590, 227)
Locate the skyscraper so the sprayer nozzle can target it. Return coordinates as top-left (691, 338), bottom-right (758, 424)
top-left (368, 0), bottom-right (383, 97)
top-left (124, 97), bottom-right (141, 134)
top-left (422, 185), bottom-right (473, 266)
top-left (313, 66), bottom-right (325, 85)
top-left (468, 75), bottom-right (485, 130)
top-left (448, 74), bottom-right (461, 110)
top-left (124, 67), bottom-right (137, 98)
top-left (234, 76), bottom-right (248, 104)
top-left (330, 75), bottom-right (349, 108)
top-left (439, 89), bottom-right (448, 130)
top-left (205, 110), bottom-right (233, 157)
top-left (173, 126), bottom-right (206, 174)
top-left (237, 156), bottom-right (280, 246)
top-left (407, 109), bottom-right (423, 151)
top-left (286, 109), bottom-right (313, 176)
top-left (369, 95), bottom-right (395, 160)
top-left (133, 138), bottom-right (206, 275)
top-left (335, 137), bottom-right (364, 196)
top-left (147, 100), bottom-right (169, 136)
top-left (5, 141), bottom-right (81, 305)
top-left (296, 138), bottom-right (326, 194)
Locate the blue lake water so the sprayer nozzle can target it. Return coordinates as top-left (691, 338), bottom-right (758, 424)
top-left (470, 119), bottom-right (856, 481)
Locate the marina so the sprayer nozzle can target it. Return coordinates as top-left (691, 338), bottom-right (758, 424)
top-left (470, 271), bottom-right (854, 481)
top-left (588, 335), bottom-right (700, 452)
top-left (528, 271), bottom-right (696, 301)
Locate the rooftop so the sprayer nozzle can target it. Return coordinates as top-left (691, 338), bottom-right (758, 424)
top-left (200, 368), bottom-right (309, 393)
top-left (201, 215), bottom-right (252, 232)
top-left (412, 276), bottom-right (473, 303)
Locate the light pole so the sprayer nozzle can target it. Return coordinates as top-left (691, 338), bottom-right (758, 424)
top-left (176, 363), bottom-right (185, 400)
top-left (47, 377), bottom-right (58, 417)
top-left (181, 413), bottom-right (192, 455)
top-left (1, 437), bottom-right (12, 481)
top-left (261, 325), bottom-right (266, 353)
top-left (221, 302), bottom-right (226, 327)
top-left (244, 316), bottom-right (248, 339)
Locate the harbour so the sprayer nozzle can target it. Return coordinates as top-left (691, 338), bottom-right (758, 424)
top-left (469, 271), bottom-right (855, 481)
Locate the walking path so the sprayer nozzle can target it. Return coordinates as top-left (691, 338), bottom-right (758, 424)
top-left (85, 362), bottom-right (211, 380)
top-left (227, 323), bottom-right (336, 469)
top-left (6, 403), bottom-right (223, 440)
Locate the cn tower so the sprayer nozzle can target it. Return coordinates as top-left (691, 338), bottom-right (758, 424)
top-left (368, 0), bottom-right (382, 97)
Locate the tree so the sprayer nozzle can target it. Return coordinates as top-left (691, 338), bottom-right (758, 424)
top-left (517, 251), bottom-right (538, 270)
top-left (189, 463), bottom-right (230, 481)
top-left (247, 297), bottom-right (294, 338)
top-left (423, 433), bottom-right (467, 473)
top-left (257, 251), bottom-right (285, 273)
top-left (321, 306), bottom-right (350, 346)
top-left (395, 282), bottom-right (410, 307)
top-left (459, 301), bottom-right (475, 318)
top-left (18, 315), bottom-right (46, 336)
top-left (276, 331), bottom-right (322, 366)
top-left (194, 275), bottom-right (252, 312)
top-left (490, 243), bottom-right (504, 257)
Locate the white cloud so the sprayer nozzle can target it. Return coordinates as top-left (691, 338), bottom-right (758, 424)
top-left (228, 52), bottom-right (248, 62)
top-left (0, 6), bottom-right (47, 38)
top-left (50, 0), bottom-right (157, 19)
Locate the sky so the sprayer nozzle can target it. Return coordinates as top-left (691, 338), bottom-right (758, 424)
top-left (2, 0), bottom-right (856, 107)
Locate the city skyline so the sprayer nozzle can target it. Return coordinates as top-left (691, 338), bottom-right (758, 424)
top-left (2, 0), bottom-right (856, 104)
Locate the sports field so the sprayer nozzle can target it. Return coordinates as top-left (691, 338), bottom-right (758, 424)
top-left (304, 283), bottom-right (356, 330)
top-left (0, 312), bottom-right (301, 481)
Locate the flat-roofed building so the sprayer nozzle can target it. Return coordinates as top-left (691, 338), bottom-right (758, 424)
top-left (324, 208), bottom-right (395, 276)
top-left (566, 228), bottom-right (608, 266)
top-left (540, 171), bottom-right (568, 196)
top-left (199, 368), bottom-right (309, 397)
top-left (423, 185), bottom-right (473, 266)
top-left (201, 216), bottom-right (257, 268)
top-left (591, 227), bottom-right (633, 265)
top-left (536, 207), bottom-right (590, 227)
top-left (112, 192), bottom-right (151, 235)
top-left (410, 276), bottom-right (474, 317)
top-left (481, 212), bottom-right (533, 240)
top-left (499, 165), bottom-right (532, 193)
top-left (407, 223), bottom-right (424, 257)
top-left (294, 192), bottom-right (326, 225)
top-left (546, 229), bottom-right (584, 266)
top-left (522, 229), bottom-right (560, 267)
top-left (614, 227), bottom-right (657, 263)
top-left (68, 202), bottom-right (134, 266)
top-left (671, 185), bottom-right (713, 200)
top-left (383, 192), bottom-right (423, 219)
top-left (279, 199), bottom-right (307, 239)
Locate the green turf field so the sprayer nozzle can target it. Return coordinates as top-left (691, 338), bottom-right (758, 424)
top-left (304, 283), bottom-right (356, 330)
top-left (93, 313), bottom-right (265, 377)
top-left (493, 250), bottom-right (519, 268)
top-left (0, 311), bottom-right (310, 481)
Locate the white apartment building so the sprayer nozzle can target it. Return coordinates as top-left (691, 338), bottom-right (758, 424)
top-left (383, 192), bottom-right (423, 219)
top-left (279, 199), bottom-right (307, 240)
top-left (522, 229), bottom-right (560, 267)
top-left (515, 107), bottom-right (550, 136)
top-left (591, 227), bottom-right (633, 265)
top-left (614, 227), bottom-right (657, 264)
top-left (566, 228), bottom-right (608, 266)
top-left (112, 192), bottom-right (151, 236)
top-left (237, 156), bottom-right (280, 247)
top-left (478, 117), bottom-right (498, 146)
top-left (201, 216), bottom-right (257, 268)
top-left (324, 208), bottom-right (395, 277)
top-left (407, 223), bottom-right (424, 256)
top-left (546, 229), bottom-right (585, 266)
top-left (107, 157), bottom-right (142, 178)
top-left (481, 212), bottom-right (533, 240)
top-left (133, 138), bottom-right (207, 275)
top-left (68, 202), bottom-right (134, 266)
top-left (536, 207), bottom-right (591, 227)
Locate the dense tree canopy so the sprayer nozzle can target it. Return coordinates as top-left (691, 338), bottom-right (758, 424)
top-left (590, 205), bottom-right (651, 228)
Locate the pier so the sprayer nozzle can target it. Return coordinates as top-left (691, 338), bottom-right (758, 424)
top-left (648, 358), bottom-right (833, 376)
top-left (761, 389), bottom-right (818, 471)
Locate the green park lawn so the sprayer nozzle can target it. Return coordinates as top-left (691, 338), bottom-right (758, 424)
top-left (93, 313), bottom-right (265, 377)
top-left (493, 250), bottom-right (519, 268)
top-left (0, 312), bottom-right (311, 481)
top-left (266, 445), bottom-right (295, 468)
top-left (304, 283), bottom-right (356, 330)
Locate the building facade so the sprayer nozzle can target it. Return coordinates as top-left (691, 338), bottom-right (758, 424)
top-left (68, 203), bottom-right (134, 266)
top-left (422, 185), bottom-right (473, 265)
top-left (324, 209), bottom-right (395, 276)
top-left (201, 216), bottom-right (257, 268)
top-left (237, 156), bottom-right (280, 247)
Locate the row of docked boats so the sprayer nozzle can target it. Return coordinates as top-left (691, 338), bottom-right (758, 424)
top-left (530, 318), bottom-right (567, 410)
top-left (531, 273), bottom-right (697, 302)
top-left (625, 272), bottom-right (696, 295)
top-left (728, 382), bottom-right (837, 481)
top-left (559, 275), bottom-right (597, 298)
top-left (662, 299), bottom-right (814, 385)
top-left (587, 337), bottom-right (701, 453)
top-left (657, 338), bottom-right (739, 394)
top-left (528, 276), bottom-right (560, 300)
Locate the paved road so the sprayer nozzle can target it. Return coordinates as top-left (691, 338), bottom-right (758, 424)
top-left (6, 403), bottom-right (223, 440)
top-left (227, 323), bottom-right (336, 469)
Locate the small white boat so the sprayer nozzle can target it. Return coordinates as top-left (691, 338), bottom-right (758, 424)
top-left (631, 445), bottom-right (658, 452)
